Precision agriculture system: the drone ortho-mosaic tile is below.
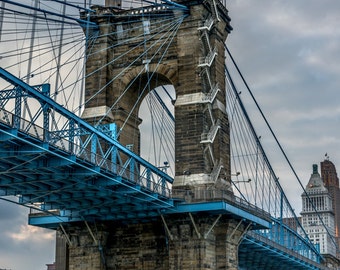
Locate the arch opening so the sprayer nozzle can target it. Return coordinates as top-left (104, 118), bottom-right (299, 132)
top-left (114, 71), bottom-right (176, 177)
top-left (139, 84), bottom-right (176, 177)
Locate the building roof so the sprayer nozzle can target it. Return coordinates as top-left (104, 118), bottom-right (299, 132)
top-left (305, 164), bottom-right (328, 193)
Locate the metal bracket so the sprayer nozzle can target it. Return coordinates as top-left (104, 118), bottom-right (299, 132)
top-left (204, 214), bottom-right (222, 239)
top-left (227, 219), bottom-right (243, 241)
top-left (59, 224), bottom-right (72, 246)
top-left (85, 220), bottom-right (98, 245)
top-left (84, 221), bottom-right (107, 269)
top-left (161, 214), bottom-right (174, 241)
top-left (189, 213), bottom-right (202, 239)
top-left (238, 223), bottom-right (252, 245)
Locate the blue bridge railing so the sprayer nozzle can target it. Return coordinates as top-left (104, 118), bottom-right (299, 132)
top-left (0, 68), bottom-right (173, 198)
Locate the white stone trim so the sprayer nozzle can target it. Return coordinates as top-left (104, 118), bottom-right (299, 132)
top-left (173, 173), bottom-right (214, 187)
top-left (81, 106), bottom-right (115, 121)
top-left (175, 93), bottom-right (226, 112)
top-left (175, 93), bottom-right (204, 106)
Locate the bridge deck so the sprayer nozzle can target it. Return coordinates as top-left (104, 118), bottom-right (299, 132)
top-left (239, 231), bottom-right (327, 270)
top-left (0, 119), bottom-right (174, 221)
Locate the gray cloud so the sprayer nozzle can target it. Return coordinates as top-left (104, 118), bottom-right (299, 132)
top-left (1, 0), bottom-right (340, 269)
top-left (227, 0), bottom-right (340, 211)
top-left (0, 200), bottom-right (55, 270)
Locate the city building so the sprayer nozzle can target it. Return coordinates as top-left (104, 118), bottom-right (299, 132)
top-left (301, 164), bottom-right (336, 256)
top-left (321, 158), bottom-right (340, 257)
top-left (46, 262), bottom-right (56, 270)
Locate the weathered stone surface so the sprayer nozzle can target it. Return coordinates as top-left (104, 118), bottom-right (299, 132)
top-left (82, 0), bottom-right (232, 194)
top-left (60, 1), bottom-right (245, 270)
top-left (61, 215), bottom-right (246, 270)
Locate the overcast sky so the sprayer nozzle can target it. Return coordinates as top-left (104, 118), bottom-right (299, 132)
top-left (226, 0), bottom-right (340, 210)
top-left (1, 0), bottom-right (340, 269)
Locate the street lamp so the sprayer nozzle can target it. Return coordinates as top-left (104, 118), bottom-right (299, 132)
top-left (231, 172), bottom-right (251, 183)
top-left (233, 178), bottom-right (251, 184)
top-left (158, 161), bottom-right (170, 173)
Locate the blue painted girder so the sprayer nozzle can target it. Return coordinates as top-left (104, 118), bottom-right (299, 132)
top-left (0, 67), bottom-right (175, 225)
top-left (0, 123), bottom-right (174, 222)
top-left (165, 201), bottom-right (271, 229)
top-left (239, 233), bottom-right (325, 270)
top-left (0, 68), bottom-right (173, 187)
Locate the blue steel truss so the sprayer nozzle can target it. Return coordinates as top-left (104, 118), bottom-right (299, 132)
top-left (239, 219), bottom-right (325, 269)
top-left (0, 67), bottom-right (174, 221)
top-left (239, 231), bottom-right (324, 270)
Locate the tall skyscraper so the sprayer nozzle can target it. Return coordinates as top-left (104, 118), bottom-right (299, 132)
top-left (321, 158), bottom-right (340, 258)
top-left (321, 159), bottom-right (340, 237)
top-left (301, 164), bottom-right (336, 256)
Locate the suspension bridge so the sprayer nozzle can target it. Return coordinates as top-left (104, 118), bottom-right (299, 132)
top-left (0, 0), bottom-right (337, 269)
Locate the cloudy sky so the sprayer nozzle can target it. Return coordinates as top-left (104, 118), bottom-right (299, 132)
top-left (226, 0), bottom-right (340, 209)
top-left (1, 0), bottom-right (340, 269)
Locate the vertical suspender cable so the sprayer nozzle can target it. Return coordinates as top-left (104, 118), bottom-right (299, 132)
top-left (225, 44), bottom-right (333, 254)
top-left (53, 0), bottom-right (66, 100)
top-left (80, 0), bottom-right (93, 116)
top-left (23, 0), bottom-right (39, 122)
top-left (0, 2), bottom-right (5, 42)
top-left (26, 0), bottom-right (38, 85)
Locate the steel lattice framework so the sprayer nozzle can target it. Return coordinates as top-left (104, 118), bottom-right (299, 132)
top-left (0, 67), bottom-right (174, 224)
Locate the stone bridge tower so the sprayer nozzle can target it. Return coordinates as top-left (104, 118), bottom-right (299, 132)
top-left (81, 0), bottom-right (233, 200)
top-left (56, 1), bottom-right (247, 270)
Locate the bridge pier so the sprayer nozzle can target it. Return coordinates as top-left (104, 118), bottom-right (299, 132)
top-left (59, 215), bottom-right (247, 270)
top-left (216, 220), bottom-right (245, 269)
top-left (167, 214), bottom-right (246, 270)
top-left (67, 226), bottom-right (109, 270)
